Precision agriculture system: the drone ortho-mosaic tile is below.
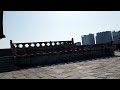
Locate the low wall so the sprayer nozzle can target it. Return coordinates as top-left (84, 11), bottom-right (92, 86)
top-left (0, 48), bottom-right (12, 57)
top-left (0, 42), bottom-right (115, 72)
top-left (14, 50), bottom-right (114, 67)
top-left (0, 49), bottom-right (17, 72)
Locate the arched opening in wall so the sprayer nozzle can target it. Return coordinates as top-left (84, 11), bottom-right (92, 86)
top-left (25, 44), bottom-right (29, 48)
top-left (36, 43), bottom-right (40, 47)
top-left (19, 44), bottom-right (23, 48)
top-left (52, 42), bottom-right (55, 46)
top-left (14, 44), bottom-right (17, 48)
top-left (47, 43), bottom-right (50, 46)
top-left (56, 42), bottom-right (59, 45)
top-left (61, 42), bottom-right (63, 45)
top-left (41, 43), bottom-right (45, 47)
top-left (31, 43), bottom-right (35, 47)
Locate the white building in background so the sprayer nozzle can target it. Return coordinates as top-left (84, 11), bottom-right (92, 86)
top-left (81, 34), bottom-right (95, 45)
top-left (96, 31), bottom-right (112, 44)
top-left (112, 31), bottom-right (120, 41)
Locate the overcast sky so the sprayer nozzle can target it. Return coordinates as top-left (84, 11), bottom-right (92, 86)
top-left (0, 11), bottom-right (120, 49)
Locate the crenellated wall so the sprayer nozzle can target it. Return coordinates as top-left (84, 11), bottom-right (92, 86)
top-left (10, 39), bottom-right (74, 49)
top-left (0, 39), bottom-right (115, 72)
top-left (10, 38), bottom-right (114, 67)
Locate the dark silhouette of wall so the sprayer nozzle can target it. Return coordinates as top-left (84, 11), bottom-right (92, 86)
top-left (0, 48), bottom-right (17, 72)
top-left (10, 40), bottom-right (114, 67)
top-left (0, 11), bottom-right (5, 39)
top-left (0, 39), bottom-right (115, 72)
top-left (0, 48), bottom-right (12, 57)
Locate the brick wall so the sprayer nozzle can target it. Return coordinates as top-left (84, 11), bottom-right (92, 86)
top-left (0, 48), bottom-right (12, 57)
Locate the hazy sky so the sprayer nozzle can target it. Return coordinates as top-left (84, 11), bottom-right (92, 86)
top-left (0, 11), bottom-right (120, 49)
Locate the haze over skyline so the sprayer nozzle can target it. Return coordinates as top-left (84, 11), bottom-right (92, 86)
top-left (0, 11), bottom-right (120, 49)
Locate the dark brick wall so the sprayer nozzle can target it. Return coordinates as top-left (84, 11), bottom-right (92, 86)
top-left (14, 51), bottom-right (114, 67)
top-left (0, 48), bottom-right (12, 57)
top-left (0, 48), bottom-right (114, 72)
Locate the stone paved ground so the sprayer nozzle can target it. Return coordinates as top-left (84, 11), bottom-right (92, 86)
top-left (0, 51), bottom-right (120, 79)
